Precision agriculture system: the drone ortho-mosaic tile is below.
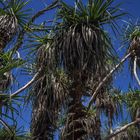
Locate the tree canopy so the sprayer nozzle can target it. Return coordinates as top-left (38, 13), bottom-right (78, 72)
top-left (0, 0), bottom-right (140, 140)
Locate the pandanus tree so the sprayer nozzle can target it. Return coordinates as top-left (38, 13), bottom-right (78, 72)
top-left (0, 0), bottom-right (29, 91)
top-left (0, 0), bottom-right (30, 139)
top-left (31, 0), bottom-right (125, 139)
top-left (99, 21), bottom-right (140, 140)
top-left (111, 22), bottom-right (140, 140)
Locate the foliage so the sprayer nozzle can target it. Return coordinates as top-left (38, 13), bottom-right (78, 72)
top-left (0, 0), bottom-right (31, 27)
top-left (0, 126), bottom-right (31, 140)
top-left (1, 0), bottom-right (140, 140)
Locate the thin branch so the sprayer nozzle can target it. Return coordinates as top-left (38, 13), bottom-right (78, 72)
top-left (0, 118), bottom-right (13, 136)
top-left (30, 0), bottom-right (58, 24)
top-left (104, 119), bottom-right (140, 140)
top-left (133, 56), bottom-right (140, 86)
top-left (87, 51), bottom-right (134, 110)
top-left (10, 68), bottom-right (41, 98)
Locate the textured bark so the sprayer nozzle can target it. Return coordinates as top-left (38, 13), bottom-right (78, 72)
top-left (61, 76), bottom-right (96, 140)
top-left (62, 81), bottom-right (87, 140)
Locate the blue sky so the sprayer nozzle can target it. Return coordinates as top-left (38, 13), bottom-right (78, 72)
top-left (10, 0), bottom-right (140, 137)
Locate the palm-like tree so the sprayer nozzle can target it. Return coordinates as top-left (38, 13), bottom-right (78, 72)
top-left (30, 0), bottom-right (125, 139)
top-left (0, 0), bottom-right (30, 138)
top-left (99, 21), bottom-right (140, 140)
top-left (0, 0), bottom-right (29, 91)
top-left (122, 20), bottom-right (140, 126)
top-left (54, 0), bottom-right (123, 139)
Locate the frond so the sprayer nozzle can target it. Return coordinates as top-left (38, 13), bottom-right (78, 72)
top-left (0, 125), bottom-right (30, 140)
top-left (31, 72), bottom-right (69, 139)
top-left (58, 0), bottom-right (125, 30)
top-left (0, 51), bottom-right (24, 91)
top-left (53, 24), bottom-right (117, 85)
top-left (122, 20), bottom-right (140, 44)
top-left (0, 0), bottom-right (30, 49)
top-left (50, 1), bottom-right (121, 89)
top-left (0, 0), bottom-right (31, 27)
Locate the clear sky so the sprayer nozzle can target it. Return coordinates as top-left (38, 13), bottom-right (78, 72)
top-left (11, 0), bottom-right (140, 137)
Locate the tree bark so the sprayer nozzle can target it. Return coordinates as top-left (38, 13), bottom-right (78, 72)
top-left (62, 81), bottom-right (87, 140)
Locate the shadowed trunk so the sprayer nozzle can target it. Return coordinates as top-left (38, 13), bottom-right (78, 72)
top-left (61, 72), bottom-right (97, 140)
top-left (95, 109), bottom-right (101, 140)
top-left (62, 82), bottom-right (87, 139)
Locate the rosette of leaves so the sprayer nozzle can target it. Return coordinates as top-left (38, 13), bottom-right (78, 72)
top-left (0, 0), bottom-right (30, 51)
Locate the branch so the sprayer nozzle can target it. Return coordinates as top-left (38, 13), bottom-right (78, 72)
top-left (87, 51), bottom-right (133, 110)
top-left (29, 0), bottom-right (58, 24)
top-left (104, 119), bottom-right (140, 140)
top-left (133, 56), bottom-right (140, 86)
top-left (10, 68), bottom-right (41, 98)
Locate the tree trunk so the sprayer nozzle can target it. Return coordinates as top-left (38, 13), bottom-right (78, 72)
top-left (94, 109), bottom-right (101, 140)
top-left (61, 76), bottom-right (97, 140)
top-left (62, 81), bottom-right (87, 140)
